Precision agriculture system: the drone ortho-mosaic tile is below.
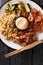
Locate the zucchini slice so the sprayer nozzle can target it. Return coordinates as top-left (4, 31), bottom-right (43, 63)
top-left (10, 1), bottom-right (20, 5)
top-left (24, 2), bottom-right (30, 12)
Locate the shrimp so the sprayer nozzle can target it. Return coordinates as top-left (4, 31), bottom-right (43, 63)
top-left (31, 8), bottom-right (37, 14)
top-left (28, 13), bottom-right (34, 22)
top-left (35, 16), bottom-right (42, 23)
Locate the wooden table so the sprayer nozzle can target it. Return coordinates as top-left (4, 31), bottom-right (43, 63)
top-left (0, 0), bottom-right (43, 65)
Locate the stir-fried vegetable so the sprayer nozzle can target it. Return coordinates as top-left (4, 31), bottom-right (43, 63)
top-left (24, 2), bottom-right (31, 12)
top-left (5, 1), bottom-right (31, 13)
top-left (5, 4), bottom-right (11, 13)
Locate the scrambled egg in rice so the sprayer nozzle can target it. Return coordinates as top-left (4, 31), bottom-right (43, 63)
top-left (0, 12), bottom-right (17, 39)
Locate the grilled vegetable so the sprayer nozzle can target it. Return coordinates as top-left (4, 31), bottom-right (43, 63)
top-left (5, 1), bottom-right (31, 13)
top-left (11, 1), bottom-right (20, 5)
top-left (24, 2), bottom-right (31, 12)
top-left (5, 4), bottom-right (11, 12)
top-left (18, 2), bottom-right (25, 12)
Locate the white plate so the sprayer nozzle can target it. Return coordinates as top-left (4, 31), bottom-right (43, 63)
top-left (0, 0), bottom-right (43, 49)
